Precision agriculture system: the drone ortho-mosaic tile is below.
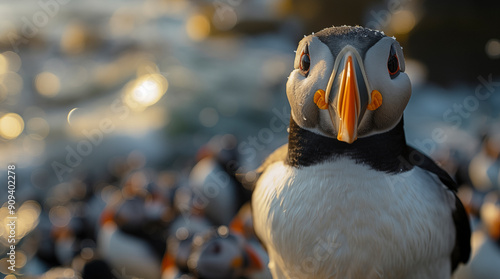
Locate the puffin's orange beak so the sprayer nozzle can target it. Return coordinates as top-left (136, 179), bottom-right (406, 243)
top-left (337, 56), bottom-right (360, 143)
top-left (313, 46), bottom-right (383, 143)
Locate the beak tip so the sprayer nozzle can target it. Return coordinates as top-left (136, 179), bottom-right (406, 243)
top-left (337, 135), bottom-right (356, 144)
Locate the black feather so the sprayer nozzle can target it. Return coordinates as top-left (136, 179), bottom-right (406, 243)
top-left (404, 146), bottom-right (471, 271)
top-left (286, 117), bottom-right (412, 173)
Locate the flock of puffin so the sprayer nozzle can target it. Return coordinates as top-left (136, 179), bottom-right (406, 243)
top-left (24, 124), bottom-right (500, 279)
top-left (17, 26), bottom-right (500, 279)
top-left (24, 134), bottom-right (272, 279)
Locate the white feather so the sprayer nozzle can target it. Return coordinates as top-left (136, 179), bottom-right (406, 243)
top-left (98, 223), bottom-right (162, 279)
top-left (253, 158), bottom-right (456, 279)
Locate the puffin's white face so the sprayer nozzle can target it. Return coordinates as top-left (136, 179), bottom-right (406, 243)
top-left (286, 29), bottom-right (411, 143)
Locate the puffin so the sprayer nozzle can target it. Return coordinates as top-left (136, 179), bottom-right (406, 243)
top-left (97, 171), bottom-right (172, 279)
top-left (98, 197), bottom-right (164, 279)
top-left (189, 134), bottom-right (252, 226)
top-left (251, 26), bottom-right (471, 279)
top-left (186, 204), bottom-right (272, 279)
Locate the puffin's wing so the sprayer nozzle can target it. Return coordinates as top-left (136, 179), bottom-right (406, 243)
top-left (406, 146), bottom-right (471, 271)
top-left (256, 144), bottom-right (289, 174)
top-left (248, 144), bottom-right (288, 252)
top-left (236, 144), bottom-right (288, 190)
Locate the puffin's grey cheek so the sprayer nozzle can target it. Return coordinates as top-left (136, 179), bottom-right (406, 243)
top-left (300, 96), bottom-right (319, 128)
top-left (299, 60), bottom-right (331, 128)
top-left (286, 72), bottom-right (316, 129)
top-left (290, 83), bottom-right (319, 128)
top-left (372, 73), bottom-right (411, 132)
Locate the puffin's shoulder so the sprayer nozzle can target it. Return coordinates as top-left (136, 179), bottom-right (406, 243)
top-left (256, 144), bottom-right (289, 174)
top-left (238, 144), bottom-right (288, 190)
top-left (405, 145), bottom-right (471, 271)
top-left (404, 146), bottom-right (457, 191)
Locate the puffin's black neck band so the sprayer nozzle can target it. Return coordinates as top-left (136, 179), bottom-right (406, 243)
top-left (286, 117), bottom-right (412, 173)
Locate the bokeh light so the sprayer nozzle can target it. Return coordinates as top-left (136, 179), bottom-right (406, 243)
top-left (60, 21), bottom-right (89, 55)
top-left (390, 10), bottom-right (416, 35)
top-left (1, 72), bottom-right (23, 95)
top-left (16, 201), bottom-right (42, 240)
top-left (27, 117), bottom-right (50, 140)
top-left (0, 53), bottom-right (8, 74)
top-left (123, 73), bottom-right (168, 111)
top-left (0, 201), bottom-right (41, 244)
top-left (35, 72), bottom-right (61, 97)
top-left (199, 107), bottom-right (219, 127)
top-left (404, 59), bottom-right (428, 86)
top-left (49, 206), bottom-right (72, 228)
top-left (15, 251), bottom-right (27, 269)
top-left (2, 51), bottom-right (22, 72)
top-left (485, 39), bottom-right (500, 59)
top-left (81, 247), bottom-right (94, 260)
top-left (0, 113), bottom-right (24, 140)
top-left (212, 7), bottom-right (238, 31)
top-left (186, 14), bottom-right (211, 41)
top-left (217, 225), bottom-right (229, 236)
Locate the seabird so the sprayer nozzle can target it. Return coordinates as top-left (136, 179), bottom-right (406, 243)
top-left (252, 25), bottom-right (471, 279)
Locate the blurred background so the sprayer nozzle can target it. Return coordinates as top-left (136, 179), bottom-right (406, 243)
top-left (0, 0), bottom-right (499, 278)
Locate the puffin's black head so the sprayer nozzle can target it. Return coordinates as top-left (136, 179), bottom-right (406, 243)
top-left (287, 26), bottom-right (411, 143)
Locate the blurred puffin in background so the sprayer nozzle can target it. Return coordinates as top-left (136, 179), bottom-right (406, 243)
top-left (98, 170), bottom-right (172, 279)
top-left (252, 26), bottom-right (471, 278)
top-left (162, 204), bottom-right (271, 279)
top-left (454, 191), bottom-right (500, 279)
top-left (468, 124), bottom-right (500, 192)
top-left (189, 134), bottom-right (252, 226)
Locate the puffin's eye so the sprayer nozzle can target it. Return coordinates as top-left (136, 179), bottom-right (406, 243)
top-left (299, 45), bottom-right (310, 76)
top-left (387, 45), bottom-right (400, 78)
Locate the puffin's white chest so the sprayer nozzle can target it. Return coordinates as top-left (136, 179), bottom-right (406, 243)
top-left (252, 158), bottom-right (456, 279)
